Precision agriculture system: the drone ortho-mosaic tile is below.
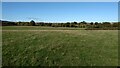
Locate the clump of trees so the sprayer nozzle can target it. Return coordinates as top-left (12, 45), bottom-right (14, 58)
top-left (29, 20), bottom-right (35, 26)
top-left (86, 22), bottom-right (119, 30)
top-left (2, 21), bottom-right (17, 26)
top-left (0, 20), bottom-right (2, 26)
top-left (1, 20), bottom-right (120, 30)
top-left (16, 20), bottom-right (35, 26)
top-left (2, 20), bottom-right (36, 26)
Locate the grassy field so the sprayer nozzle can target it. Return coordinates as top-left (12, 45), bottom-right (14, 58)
top-left (0, 26), bottom-right (2, 68)
top-left (2, 26), bottom-right (118, 66)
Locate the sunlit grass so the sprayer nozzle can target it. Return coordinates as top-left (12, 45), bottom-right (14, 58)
top-left (2, 26), bottom-right (118, 66)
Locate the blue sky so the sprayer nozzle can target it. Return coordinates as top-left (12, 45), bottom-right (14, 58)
top-left (2, 2), bottom-right (118, 22)
top-left (2, 0), bottom-right (120, 2)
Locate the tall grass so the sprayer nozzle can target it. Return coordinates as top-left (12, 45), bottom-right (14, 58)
top-left (2, 26), bottom-right (118, 66)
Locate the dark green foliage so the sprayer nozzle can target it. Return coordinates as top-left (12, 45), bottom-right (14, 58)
top-left (29, 20), bottom-right (35, 26)
top-left (81, 21), bottom-right (87, 24)
top-left (73, 21), bottom-right (77, 24)
top-left (1, 20), bottom-right (119, 30)
top-left (95, 22), bottom-right (99, 25)
top-left (66, 22), bottom-right (70, 27)
top-left (70, 22), bottom-right (75, 27)
top-left (47, 23), bottom-right (52, 26)
top-left (102, 22), bottom-right (111, 27)
top-left (90, 22), bottom-right (94, 25)
top-left (86, 22), bottom-right (118, 30)
top-left (112, 23), bottom-right (118, 27)
top-left (2, 21), bottom-right (17, 26)
top-left (16, 21), bottom-right (30, 26)
top-left (0, 20), bottom-right (1, 26)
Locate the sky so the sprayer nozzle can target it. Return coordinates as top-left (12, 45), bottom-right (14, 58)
top-left (2, 0), bottom-right (120, 2)
top-left (2, 2), bottom-right (118, 22)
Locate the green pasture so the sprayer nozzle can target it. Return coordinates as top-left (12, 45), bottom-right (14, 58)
top-left (2, 26), bottom-right (118, 66)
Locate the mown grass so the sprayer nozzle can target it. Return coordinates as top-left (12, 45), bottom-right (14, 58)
top-left (2, 26), bottom-right (118, 66)
top-left (2, 26), bottom-right (85, 30)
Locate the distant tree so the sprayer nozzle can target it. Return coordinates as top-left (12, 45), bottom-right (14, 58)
top-left (81, 21), bottom-right (87, 24)
top-left (29, 20), bottom-right (35, 26)
top-left (0, 20), bottom-right (1, 26)
top-left (73, 21), bottom-right (77, 24)
top-left (98, 23), bottom-right (103, 28)
top-left (95, 22), bottom-right (98, 25)
top-left (57, 23), bottom-right (62, 27)
top-left (94, 22), bottom-right (99, 28)
top-left (90, 22), bottom-right (93, 25)
top-left (48, 23), bottom-right (52, 26)
top-left (88, 22), bottom-right (94, 28)
top-left (66, 22), bottom-right (70, 27)
top-left (74, 21), bottom-right (78, 27)
top-left (79, 21), bottom-right (87, 28)
top-left (112, 23), bottom-right (118, 27)
top-left (24, 22), bottom-right (29, 26)
top-left (39, 22), bottom-right (44, 26)
top-left (102, 22), bottom-right (111, 27)
top-left (51, 23), bottom-right (58, 27)
top-left (70, 22), bottom-right (75, 27)
top-left (2, 21), bottom-right (16, 26)
top-left (16, 21), bottom-right (21, 26)
top-left (60, 23), bottom-right (64, 27)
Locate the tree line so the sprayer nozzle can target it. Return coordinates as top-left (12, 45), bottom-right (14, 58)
top-left (1, 20), bottom-right (120, 30)
top-left (2, 20), bottom-right (35, 26)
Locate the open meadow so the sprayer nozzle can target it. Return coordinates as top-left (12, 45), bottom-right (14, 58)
top-left (2, 26), bottom-right (118, 66)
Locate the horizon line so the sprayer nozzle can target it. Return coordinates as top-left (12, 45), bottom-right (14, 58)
top-left (1, 19), bottom-right (118, 23)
